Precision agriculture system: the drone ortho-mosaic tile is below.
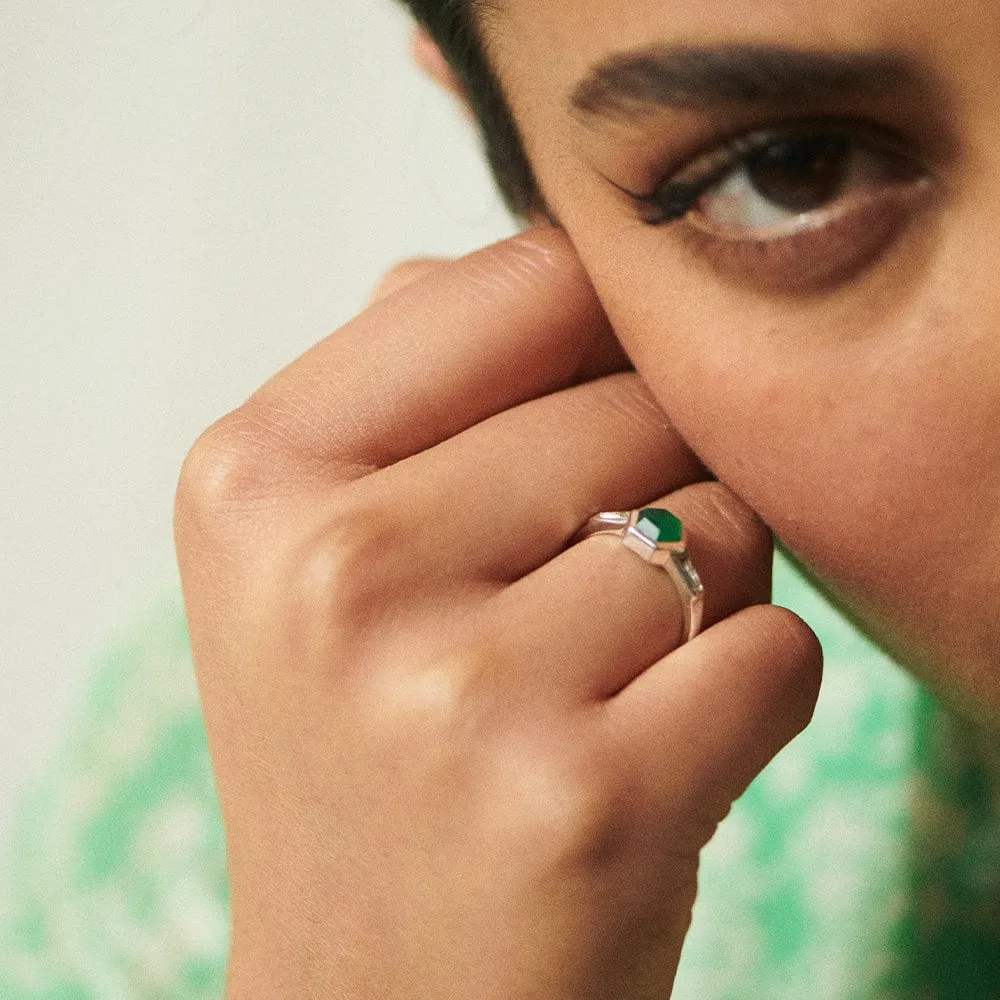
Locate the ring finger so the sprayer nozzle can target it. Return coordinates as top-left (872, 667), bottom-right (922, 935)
top-left (484, 480), bottom-right (773, 705)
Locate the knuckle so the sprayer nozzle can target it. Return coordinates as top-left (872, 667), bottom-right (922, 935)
top-left (498, 744), bottom-right (631, 870)
top-left (355, 646), bottom-right (498, 795)
top-left (287, 496), bottom-right (404, 638)
top-left (372, 636), bottom-right (632, 870)
top-left (294, 529), bottom-right (371, 621)
top-left (175, 410), bottom-right (272, 522)
top-left (379, 650), bottom-right (488, 747)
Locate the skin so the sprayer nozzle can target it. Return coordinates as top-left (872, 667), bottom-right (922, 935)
top-left (485, 0), bottom-right (1000, 725)
top-left (176, 233), bottom-right (821, 998)
top-left (174, 1), bottom-right (998, 996)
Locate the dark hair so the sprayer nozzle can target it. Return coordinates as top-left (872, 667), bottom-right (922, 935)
top-left (395, 0), bottom-right (537, 216)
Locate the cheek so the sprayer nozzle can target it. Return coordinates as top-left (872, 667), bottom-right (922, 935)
top-left (573, 240), bottom-right (1000, 657)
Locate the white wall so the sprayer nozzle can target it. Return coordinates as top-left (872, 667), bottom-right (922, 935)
top-left (0, 0), bottom-right (514, 834)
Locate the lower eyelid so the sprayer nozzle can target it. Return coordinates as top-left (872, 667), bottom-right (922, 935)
top-left (688, 177), bottom-right (930, 241)
top-left (673, 178), bottom-right (933, 294)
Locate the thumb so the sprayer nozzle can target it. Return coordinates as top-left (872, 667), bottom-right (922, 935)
top-left (613, 604), bottom-right (823, 837)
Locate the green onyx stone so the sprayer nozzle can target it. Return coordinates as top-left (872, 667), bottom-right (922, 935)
top-left (636, 508), bottom-right (683, 544)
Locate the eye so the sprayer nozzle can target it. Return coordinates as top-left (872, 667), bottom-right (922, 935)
top-left (629, 121), bottom-right (934, 291)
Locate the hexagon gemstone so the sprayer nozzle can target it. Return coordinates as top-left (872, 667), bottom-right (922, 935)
top-left (635, 508), bottom-right (683, 545)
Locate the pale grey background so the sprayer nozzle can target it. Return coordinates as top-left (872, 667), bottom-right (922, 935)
top-left (1, 0), bottom-right (514, 834)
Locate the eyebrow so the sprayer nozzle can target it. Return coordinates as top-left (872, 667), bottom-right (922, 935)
top-left (569, 44), bottom-right (929, 120)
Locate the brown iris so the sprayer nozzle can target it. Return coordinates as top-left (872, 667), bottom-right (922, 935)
top-left (745, 134), bottom-right (852, 213)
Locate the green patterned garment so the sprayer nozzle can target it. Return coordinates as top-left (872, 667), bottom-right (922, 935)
top-left (3, 554), bottom-right (1000, 999)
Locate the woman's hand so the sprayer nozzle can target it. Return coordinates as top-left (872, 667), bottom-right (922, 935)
top-left (173, 228), bottom-right (822, 1000)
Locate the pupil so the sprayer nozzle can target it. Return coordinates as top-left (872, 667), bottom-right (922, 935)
top-left (747, 134), bottom-right (851, 213)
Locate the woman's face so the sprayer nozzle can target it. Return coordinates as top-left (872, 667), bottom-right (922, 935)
top-left (481, 0), bottom-right (1000, 722)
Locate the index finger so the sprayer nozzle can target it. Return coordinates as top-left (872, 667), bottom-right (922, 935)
top-left (245, 228), bottom-right (626, 473)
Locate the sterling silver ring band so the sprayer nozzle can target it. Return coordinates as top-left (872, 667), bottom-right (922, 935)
top-left (575, 508), bottom-right (705, 644)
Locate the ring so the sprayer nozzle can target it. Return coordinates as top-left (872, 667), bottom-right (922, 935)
top-left (575, 508), bottom-right (705, 643)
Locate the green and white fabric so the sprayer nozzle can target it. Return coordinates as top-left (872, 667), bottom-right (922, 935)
top-left (3, 553), bottom-right (1000, 999)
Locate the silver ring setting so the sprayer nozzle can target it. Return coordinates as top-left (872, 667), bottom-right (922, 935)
top-left (576, 508), bottom-right (705, 643)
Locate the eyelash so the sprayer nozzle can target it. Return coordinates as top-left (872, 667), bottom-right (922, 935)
top-left (617, 118), bottom-right (934, 291)
top-left (629, 118), bottom-right (919, 224)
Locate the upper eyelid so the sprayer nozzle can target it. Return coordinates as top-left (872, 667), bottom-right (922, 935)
top-left (622, 117), bottom-right (927, 224)
top-left (663, 117), bottom-right (915, 193)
